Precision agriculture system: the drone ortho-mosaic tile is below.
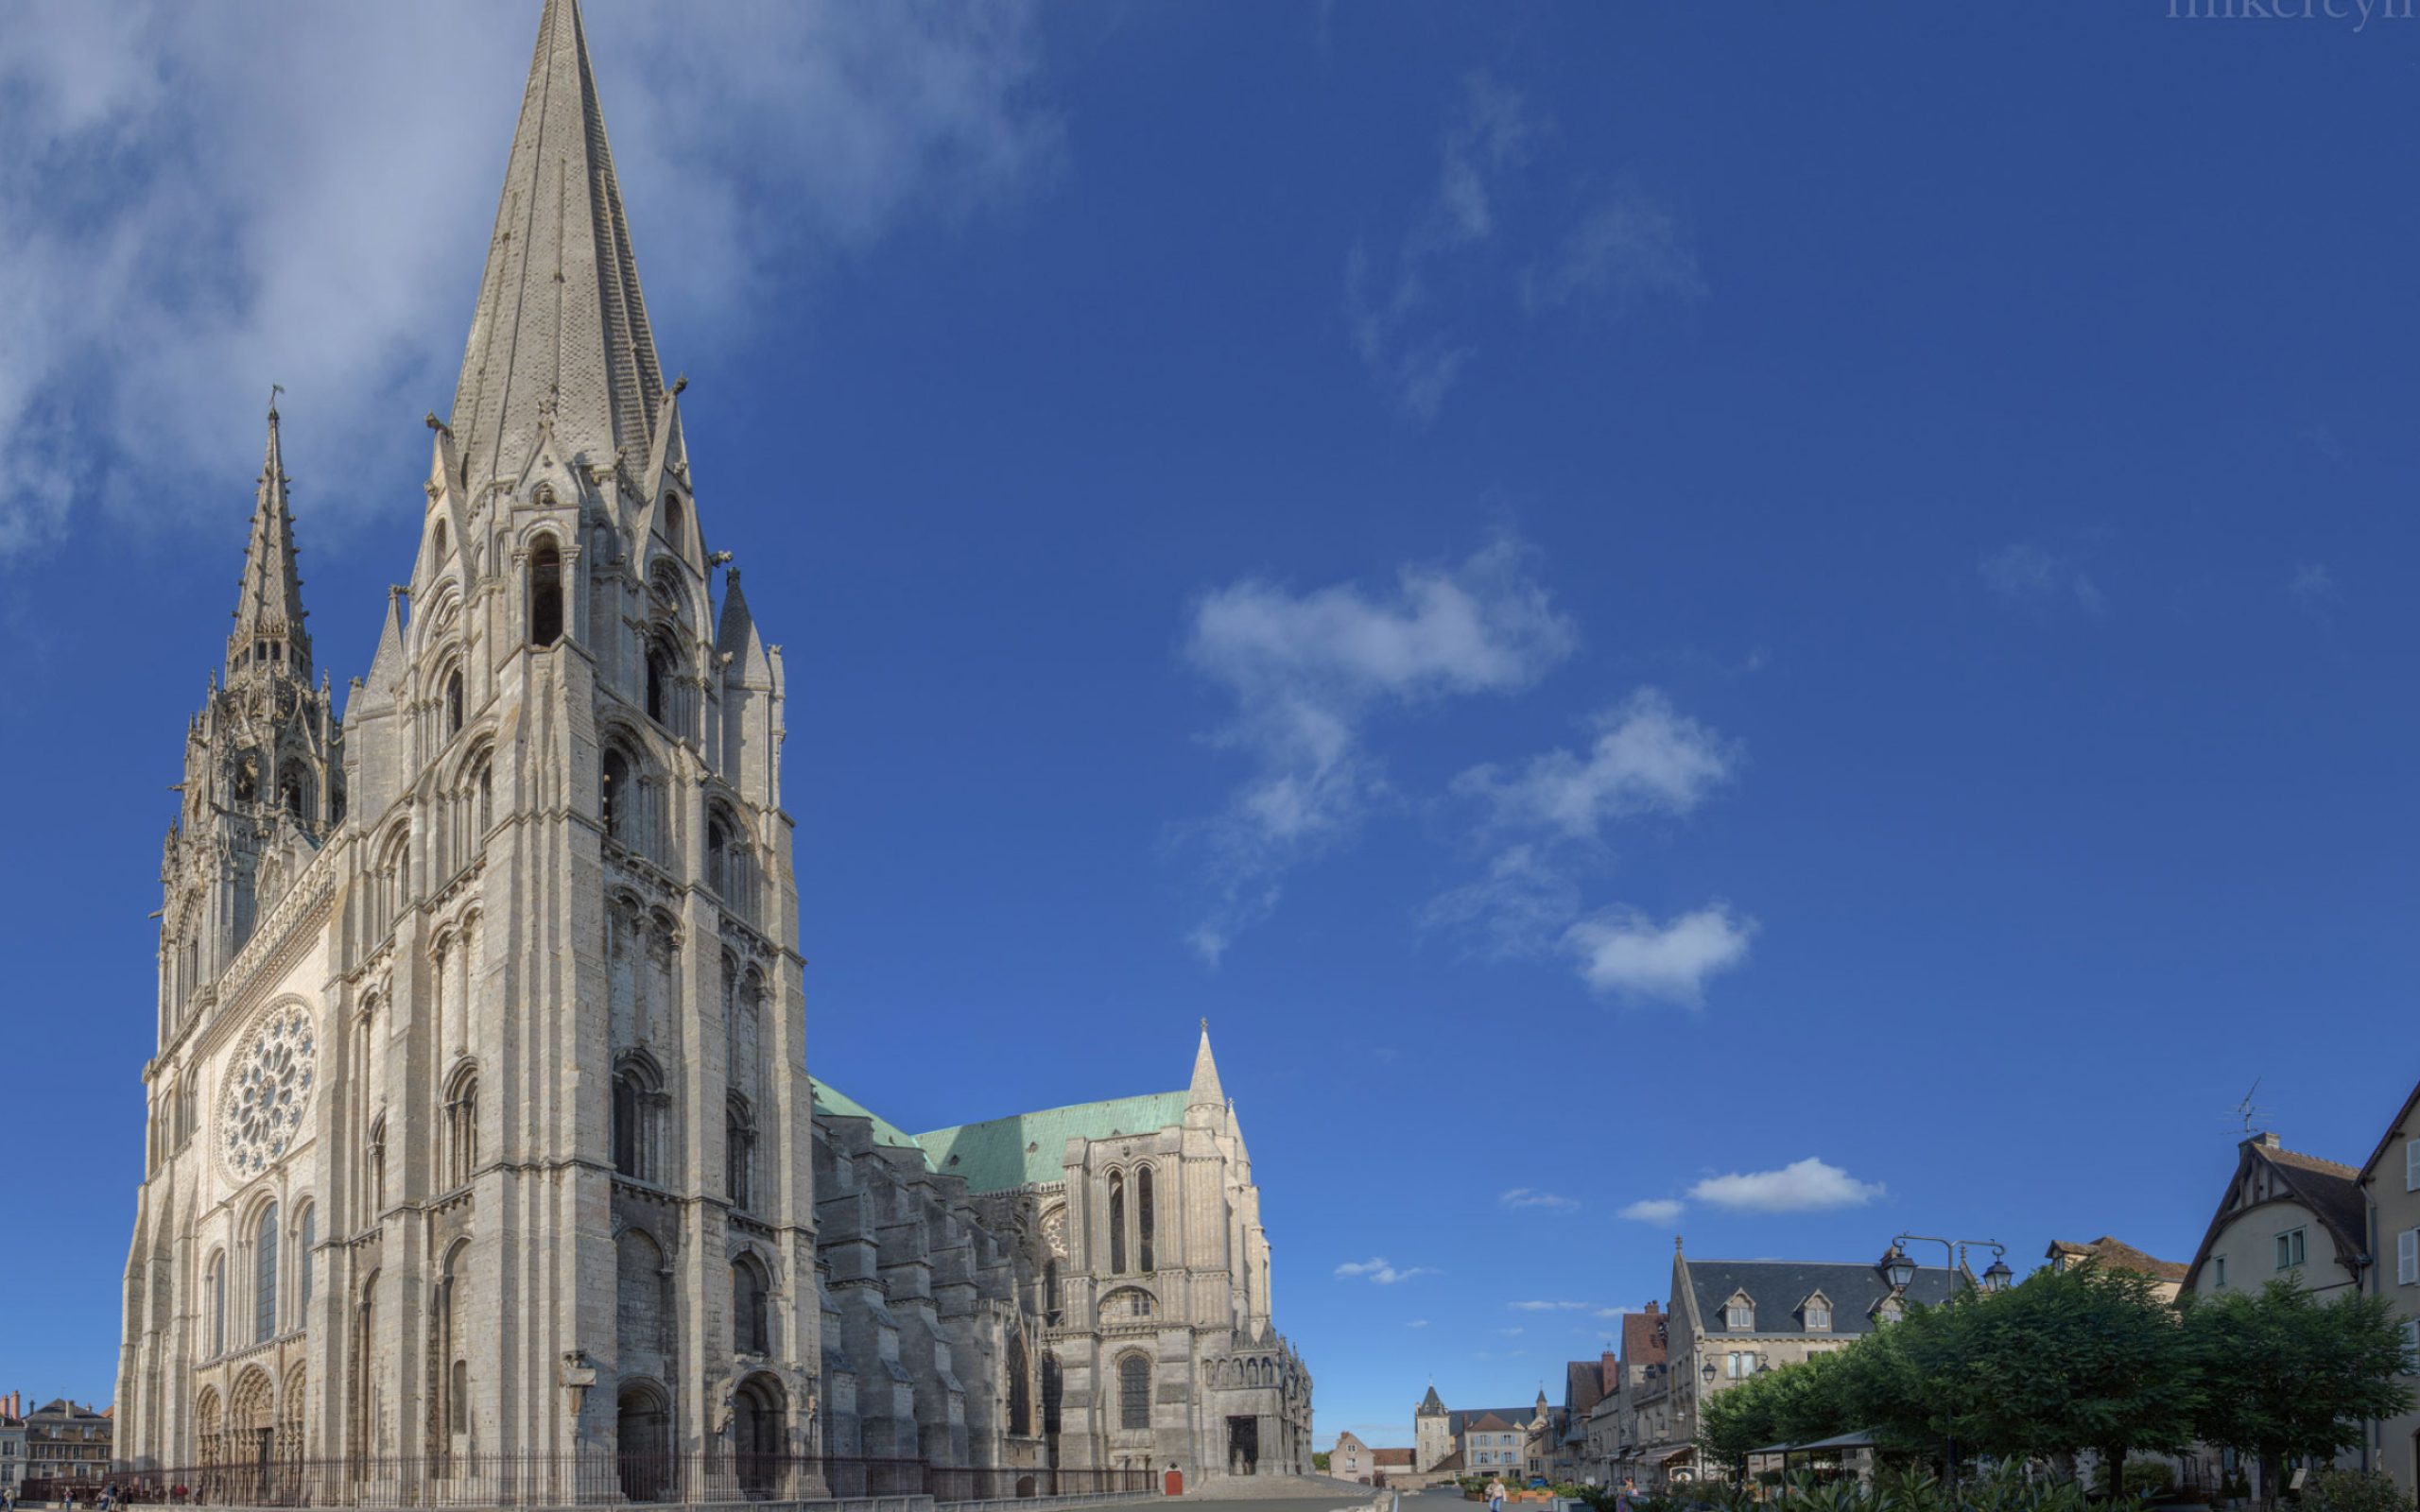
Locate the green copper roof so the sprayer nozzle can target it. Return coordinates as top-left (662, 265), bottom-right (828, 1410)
top-left (809, 1082), bottom-right (927, 1156)
top-left (917, 1091), bottom-right (1190, 1193)
top-left (811, 1081), bottom-right (1190, 1194)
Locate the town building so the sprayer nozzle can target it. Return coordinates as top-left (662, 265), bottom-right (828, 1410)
top-left (25, 1400), bottom-right (112, 1489)
top-left (0, 1395), bottom-right (26, 1496)
top-left (2354, 1092), bottom-right (2420, 1497)
top-left (2178, 1132), bottom-right (2365, 1300)
top-left (1609, 1241), bottom-right (1962, 1489)
top-left (2043, 1237), bottom-right (2187, 1301)
top-left (113, 0), bottom-right (1308, 1493)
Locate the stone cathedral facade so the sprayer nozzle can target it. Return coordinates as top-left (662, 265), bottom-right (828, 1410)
top-left (115, 0), bottom-right (1309, 1492)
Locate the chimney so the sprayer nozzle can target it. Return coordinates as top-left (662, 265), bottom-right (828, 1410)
top-left (1643, 1300), bottom-right (1658, 1314)
top-left (2254, 1132), bottom-right (2281, 1149)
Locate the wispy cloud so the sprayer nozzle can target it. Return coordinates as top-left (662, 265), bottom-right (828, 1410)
top-left (1687, 1158), bottom-right (1883, 1213)
top-left (1501, 1188), bottom-right (1582, 1212)
top-left (1593, 1306), bottom-right (1636, 1318)
top-left (1980, 542), bottom-right (2102, 615)
top-left (1564, 902), bottom-right (1755, 1005)
top-left (1337, 1257), bottom-right (1435, 1285)
top-left (1426, 691), bottom-right (1751, 1000)
top-left (1510, 1299), bottom-right (1594, 1312)
top-left (1494, 1327), bottom-right (1525, 1336)
top-left (1344, 74), bottom-right (1698, 421)
top-left (1521, 196), bottom-right (1706, 314)
top-left (1180, 536), bottom-right (1576, 962)
top-left (1406, 1320), bottom-right (1430, 1329)
top-left (2290, 562), bottom-right (2339, 612)
top-left (1616, 1198), bottom-right (1685, 1227)
top-left (0, 2), bottom-right (1060, 563)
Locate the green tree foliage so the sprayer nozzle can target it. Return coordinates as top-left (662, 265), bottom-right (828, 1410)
top-left (1695, 1262), bottom-right (2408, 1486)
top-left (2184, 1279), bottom-right (2416, 1469)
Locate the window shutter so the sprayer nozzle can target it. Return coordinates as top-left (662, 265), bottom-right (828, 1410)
top-left (2408, 1140), bottom-right (2420, 1193)
top-left (2402, 1229), bottom-right (2417, 1286)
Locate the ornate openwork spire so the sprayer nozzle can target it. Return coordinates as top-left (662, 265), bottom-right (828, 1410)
top-left (449, 0), bottom-right (664, 490)
top-left (227, 395), bottom-right (311, 680)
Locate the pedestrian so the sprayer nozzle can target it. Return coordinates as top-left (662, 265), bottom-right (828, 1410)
top-left (1616, 1478), bottom-right (1634, 1512)
top-left (1486, 1476), bottom-right (1507, 1512)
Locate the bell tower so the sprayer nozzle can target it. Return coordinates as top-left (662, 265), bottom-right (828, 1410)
top-left (158, 399), bottom-right (343, 1048)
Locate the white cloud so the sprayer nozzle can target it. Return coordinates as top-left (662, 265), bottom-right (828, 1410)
top-left (1522, 196), bottom-right (1706, 313)
top-left (1182, 536), bottom-right (1576, 961)
top-left (1426, 691), bottom-right (1744, 979)
top-left (1500, 1188), bottom-right (1581, 1212)
top-left (1406, 1320), bottom-right (1429, 1329)
top-left (1458, 689), bottom-right (1738, 842)
top-left (1510, 1300), bottom-right (1592, 1312)
top-left (1563, 902), bottom-right (1755, 1005)
top-left (1593, 1306), bottom-right (1636, 1318)
top-left (1686, 1158), bottom-right (1883, 1213)
top-left (1980, 543), bottom-right (2102, 614)
top-left (0, 2), bottom-right (1059, 561)
top-left (1430, 74), bottom-right (1535, 249)
top-left (1616, 1198), bottom-right (1685, 1227)
top-left (1494, 1327), bottom-right (1525, 1336)
top-left (1336, 1257), bottom-right (1435, 1285)
top-left (2290, 562), bottom-right (2339, 607)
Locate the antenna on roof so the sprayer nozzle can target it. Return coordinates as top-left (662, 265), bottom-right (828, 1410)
top-left (2223, 1078), bottom-right (2272, 1138)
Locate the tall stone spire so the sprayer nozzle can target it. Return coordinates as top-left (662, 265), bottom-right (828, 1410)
top-left (449, 0), bottom-right (664, 490)
top-left (227, 396), bottom-right (311, 680)
top-left (1188, 1021), bottom-right (1225, 1109)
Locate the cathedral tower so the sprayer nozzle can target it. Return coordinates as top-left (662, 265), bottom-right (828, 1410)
top-left (120, 0), bottom-right (813, 1485)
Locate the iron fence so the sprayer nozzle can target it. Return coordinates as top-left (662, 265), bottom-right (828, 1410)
top-left (62, 1454), bottom-right (1156, 1508)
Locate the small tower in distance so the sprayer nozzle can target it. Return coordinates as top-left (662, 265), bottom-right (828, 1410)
top-left (1415, 1382), bottom-right (1451, 1472)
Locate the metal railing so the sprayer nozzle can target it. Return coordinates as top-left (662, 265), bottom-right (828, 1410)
top-left (68, 1454), bottom-right (1157, 1508)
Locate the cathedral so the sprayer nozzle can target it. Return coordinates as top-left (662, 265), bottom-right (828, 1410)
top-left (114, 0), bottom-right (1309, 1497)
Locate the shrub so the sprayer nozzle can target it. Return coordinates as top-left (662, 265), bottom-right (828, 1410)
top-left (2305, 1469), bottom-right (2414, 1512)
top-left (2094, 1459), bottom-right (2174, 1497)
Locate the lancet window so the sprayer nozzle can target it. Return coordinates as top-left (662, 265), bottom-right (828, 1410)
top-left (529, 538), bottom-right (563, 647)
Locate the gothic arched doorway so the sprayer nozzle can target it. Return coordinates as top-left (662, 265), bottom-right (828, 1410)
top-left (735, 1373), bottom-right (786, 1497)
top-left (616, 1382), bottom-right (671, 1503)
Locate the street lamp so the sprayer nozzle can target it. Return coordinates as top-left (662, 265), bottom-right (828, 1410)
top-left (1880, 1244), bottom-right (1918, 1291)
top-left (1981, 1257), bottom-right (2014, 1294)
top-left (1887, 1232), bottom-right (2009, 1507)
top-left (1701, 1359), bottom-right (1717, 1384)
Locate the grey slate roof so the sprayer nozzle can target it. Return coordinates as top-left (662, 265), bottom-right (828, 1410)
top-left (1446, 1409), bottom-right (1538, 1435)
top-left (1685, 1258), bottom-right (1961, 1338)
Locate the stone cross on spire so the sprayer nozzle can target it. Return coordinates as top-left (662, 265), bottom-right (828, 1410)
top-left (448, 0), bottom-right (664, 491)
top-left (227, 396), bottom-right (310, 680)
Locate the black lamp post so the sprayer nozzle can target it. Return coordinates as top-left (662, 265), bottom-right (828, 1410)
top-left (1886, 1232), bottom-right (2009, 1505)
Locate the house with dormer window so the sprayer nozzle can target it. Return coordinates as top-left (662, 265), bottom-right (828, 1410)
top-left (1610, 1238), bottom-right (1963, 1490)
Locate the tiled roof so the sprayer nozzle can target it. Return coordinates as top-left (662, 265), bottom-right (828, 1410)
top-left (1621, 1307), bottom-right (1666, 1366)
top-left (1374, 1449), bottom-right (1417, 1467)
top-left (2182, 1136), bottom-right (2366, 1291)
top-left (1461, 1412), bottom-right (1525, 1433)
top-left (2046, 1236), bottom-right (2187, 1282)
top-left (1685, 1259), bottom-right (1961, 1339)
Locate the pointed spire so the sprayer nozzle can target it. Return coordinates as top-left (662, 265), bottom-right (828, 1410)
top-left (450, 0), bottom-right (664, 491)
top-left (227, 394), bottom-right (311, 679)
top-left (1188, 1020), bottom-right (1225, 1109)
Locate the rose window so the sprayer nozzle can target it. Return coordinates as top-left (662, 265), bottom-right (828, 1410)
top-left (220, 1004), bottom-right (318, 1179)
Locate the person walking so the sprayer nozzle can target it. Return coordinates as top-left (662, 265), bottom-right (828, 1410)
top-left (1485, 1476), bottom-right (1507, 1512)
top-left (1615, 1478), bottom-right (1635, 1512)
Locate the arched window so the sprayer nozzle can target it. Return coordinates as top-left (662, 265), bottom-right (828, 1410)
top-left (733, 1256), bottom-right (770, 1355)
top-left (707, 816), bottom-right (729, 897)
top-left (1008, 1334), bottom-right (1032, 1437)
top-left (298, 1204), bottom-right (316, 1313)
top-left (1109, 1173), bottom-right (1127, 1276)
top-left (601, 750), bottom-right (630, 843)
top-left (478, 762), bottom-right (493, 834)
top-left (1138, 1166), bottom-right (1155, 1273)
top-left (1117, 1354), bottom-right (1150, 1431)
top-left (254, 1201), bottom-right (280, 1344)
top-left (663, 494), bottom-right (683, 535)
top-left (433, 520), bottom-right (447, 559)
top-left (233, 756), bottom-right (258, 804)
top-left (726, 1096), bottom-right (756, 1211)
top-left (1044, 1259), bottom-right (1062, 1327)
top-left (367, 1115), bottom-right (388, 1215)
top-left (445, 1070), bottom-right (478, 1189)
top-left (1042, 1354), bottom-right (1063, 1436)
top-left (646, 639), bottom-right (673, 726)
top-left (612, 1057), bottom-right (658, 1182)
top-left (209, 1251), bottom-right (227, 1357)
top-left (445, 669), bottom-right (464, 737)
top-left (280, 768), bottom-right (306, 820)
top-left (529, 538), bottom-right (563, 646)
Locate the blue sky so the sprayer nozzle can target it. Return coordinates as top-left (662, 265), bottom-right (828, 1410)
top-left (5, 0), bottom-right (2420, 1451)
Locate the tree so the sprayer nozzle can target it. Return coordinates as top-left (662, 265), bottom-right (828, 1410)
top-left (1949, 1263), bottom-right (2200, 1475)
top-left (2187, 1280), bottom-right (2416, 1476)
